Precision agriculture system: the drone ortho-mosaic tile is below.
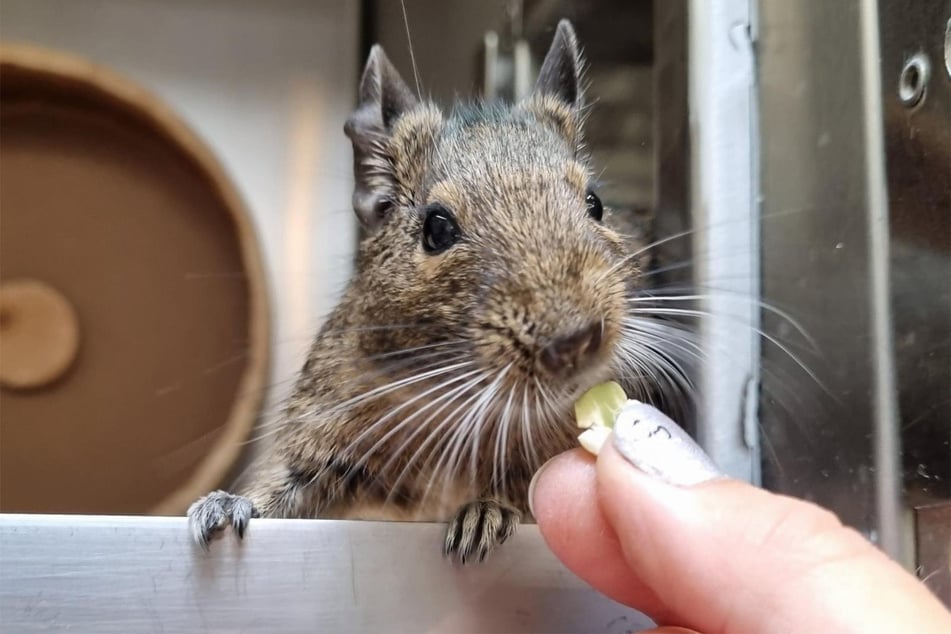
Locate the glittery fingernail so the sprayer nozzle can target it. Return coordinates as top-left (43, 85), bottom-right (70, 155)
top-left (612, 401), bottom-right (723, 486)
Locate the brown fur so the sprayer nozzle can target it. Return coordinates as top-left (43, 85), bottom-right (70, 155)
top-left (189, 20), bottom-right (644, 563)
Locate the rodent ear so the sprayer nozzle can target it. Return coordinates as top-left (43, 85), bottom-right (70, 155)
top-left (523, 20), bottom-right (586, 148)
top-left (533, 20), bottom-right (584, 110)
top-left (344, 45), bottom-right (419, 229)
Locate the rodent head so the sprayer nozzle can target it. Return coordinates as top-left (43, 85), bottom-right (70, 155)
top-left (343, 21), bottom-right (637, 422)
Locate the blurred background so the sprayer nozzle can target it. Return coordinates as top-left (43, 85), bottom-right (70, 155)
top-left (0, 0), bottom-right (947, 604)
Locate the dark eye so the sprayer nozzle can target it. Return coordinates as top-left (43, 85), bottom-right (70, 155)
top-left (585, 190), bottom-right (603, 221)
top-left (422, 204), bottom-right (462, 254)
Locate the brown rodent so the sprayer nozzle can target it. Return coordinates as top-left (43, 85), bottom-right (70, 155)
top-left (188, 20), bottom-right (645, 564)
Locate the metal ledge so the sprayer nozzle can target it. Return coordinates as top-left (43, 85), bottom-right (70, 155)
top-left (0, 514), bottom-right (650, 633)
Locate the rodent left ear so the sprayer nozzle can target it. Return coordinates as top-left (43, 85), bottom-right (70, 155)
top-left (524, 20), bottom-right (585, 147)
top-left (344, 45), bottom-right (419, 230)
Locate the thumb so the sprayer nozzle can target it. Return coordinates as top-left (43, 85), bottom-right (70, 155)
top-left (531, 402), bottom-right (951, 634)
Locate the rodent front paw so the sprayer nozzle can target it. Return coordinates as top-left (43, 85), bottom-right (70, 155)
top-left (444, 499), bottom-right (520, 564)
top-left (186, 490), bottom-right (259, 550)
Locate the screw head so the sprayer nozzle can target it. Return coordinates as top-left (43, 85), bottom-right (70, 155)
top-left (898, 52), bottom-right (931, 108)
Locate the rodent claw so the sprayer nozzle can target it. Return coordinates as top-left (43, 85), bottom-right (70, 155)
top-left (186, 490), bottom-right (258, 549)
top-left (444, 499), bottom-right (521, 565)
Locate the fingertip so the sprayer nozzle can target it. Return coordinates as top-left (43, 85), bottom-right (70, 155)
top-left (529, 448), bottom-right (595, 523)
top-left (530, 448), bottom-right (672, 617)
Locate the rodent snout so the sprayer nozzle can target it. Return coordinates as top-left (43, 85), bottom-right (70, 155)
top-left (538, 321), bottom-right (603, 378)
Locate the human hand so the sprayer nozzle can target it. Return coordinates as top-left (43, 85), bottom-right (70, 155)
top-left (529, 402), bottom-right (951, 633)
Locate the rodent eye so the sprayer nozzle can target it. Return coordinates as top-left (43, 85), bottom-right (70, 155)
top-left (585, 190), bottom-right (604, 222)
top-left (422, 204), bottom-right (462, 254)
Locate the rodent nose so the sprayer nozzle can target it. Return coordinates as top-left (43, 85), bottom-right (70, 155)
top-left (539, 321), bottom-right (603, 376)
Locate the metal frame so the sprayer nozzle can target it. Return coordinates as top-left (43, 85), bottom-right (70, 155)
top-left (687, 0), bottom-right (762, 484)
top-left (755, 0), bottom-right (906, 560)
top-left (858, 0), bottom-right (903, 563)
top-left (0, 514), bottom-right (649, 633)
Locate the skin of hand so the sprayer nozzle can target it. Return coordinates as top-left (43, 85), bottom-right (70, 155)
top-left (528, 402), bottom-right (951, 634)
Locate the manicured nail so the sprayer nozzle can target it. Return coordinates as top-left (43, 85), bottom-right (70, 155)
top-left (612, 400), bottom-right (724, 486)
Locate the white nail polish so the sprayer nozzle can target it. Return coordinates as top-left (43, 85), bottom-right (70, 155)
top-left (612, 401), bottom-right (723, 487)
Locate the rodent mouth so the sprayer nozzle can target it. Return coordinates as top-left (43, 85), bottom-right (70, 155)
top-left (472, 317), bottom-right (622, 401)
top-left (505, 353), bottom-right (617, 414)
top-left (559, 362), bottom-right (618, 406)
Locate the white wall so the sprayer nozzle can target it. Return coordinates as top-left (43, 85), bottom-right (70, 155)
top-left (2, 0), bottom-right (361, 432)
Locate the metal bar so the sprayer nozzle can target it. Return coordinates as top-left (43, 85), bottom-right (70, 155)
top-left (687, 0), bottom-right (762, 483)
top-left (0, 514), bottom-right (649, 633)
top-left (858, 0), bottom-right (903, 562)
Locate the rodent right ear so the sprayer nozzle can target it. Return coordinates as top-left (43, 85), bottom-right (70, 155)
top-left (534, 20), bottom-right (584, 111)
top-left (344, 45), bottom-right (419, 229)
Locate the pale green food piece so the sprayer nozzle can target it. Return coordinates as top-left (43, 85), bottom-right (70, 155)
top-left (574, 381), bottom-right (628, 431)
top-left (578, 426), bottom-right (612, 455)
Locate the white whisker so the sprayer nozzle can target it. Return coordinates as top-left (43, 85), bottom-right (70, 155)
top-left (492, 387), bottom-right (517, 499)
top-left (434, 365), bottom-right (511, 502)
top-left (343, 366), bottom-right (484, 467)
top-left (399, 0), bottom-right (422, 99)
top-left (378, 371), bottom-right (489, 504)
top-left (626, 293), bottom-right (816, 350)
top-left (626, 307), bottom-right (826, 392)
top-left (366, 339), bottom-right (468, 361)
top-left (305, 358), bottom-right (474, 421)
top-left (395, 374), bottom-right (492, 505)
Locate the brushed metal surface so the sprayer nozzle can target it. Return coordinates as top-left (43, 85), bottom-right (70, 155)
top-left (914, 502), bottom-right (951, 607)
top-left (877, 0), bottom-right (951, 512)
top-left (756, 0), bottom-right (903, 557)
top-left (0, 514), bottom-right (649, 633)
top-left (756, 0), bottom-right (951, 565)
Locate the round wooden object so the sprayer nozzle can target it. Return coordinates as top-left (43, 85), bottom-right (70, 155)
top-left (0, 279), bottom-right (81, 389)
top-left (0, 45), bottom-right (270, 516)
